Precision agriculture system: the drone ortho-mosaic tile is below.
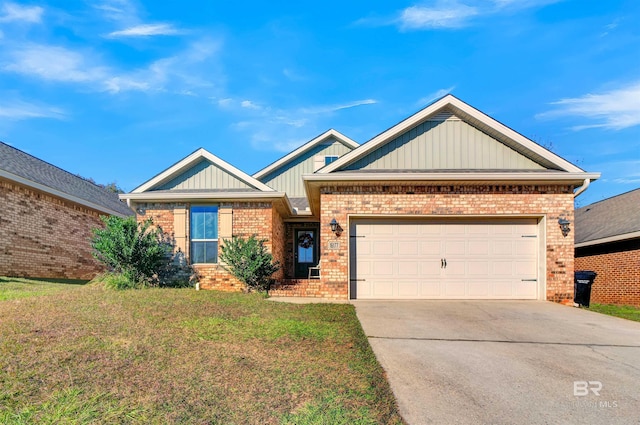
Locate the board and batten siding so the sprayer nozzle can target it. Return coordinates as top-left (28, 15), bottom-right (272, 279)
top-left (344, 116), bottom-right (546, 171)
top-left (156, 159), bottom-right (255, 191)
top-left (259, 139), bottom-right (353, 197)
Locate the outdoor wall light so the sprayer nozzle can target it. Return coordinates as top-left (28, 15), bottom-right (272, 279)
top-left (558, 218), bottom-right (571, 237)
top-left (136, 206), bottom-right (146, 215)
top-left (329, 218), bottom-right (339, 233)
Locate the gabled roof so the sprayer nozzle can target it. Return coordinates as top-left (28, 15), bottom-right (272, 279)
top-left (0, 142), bottom-right (133, 217)
top-left (253, 129), bottom-right (358, 180)
top-left (320, 94), bottom-right (585, 174)
top-left (575, 188), bottom-right (640, 247)
top-left (121, 148), bottom-right (297, 216)
top-left (131, 148), bottom-right (274, 193)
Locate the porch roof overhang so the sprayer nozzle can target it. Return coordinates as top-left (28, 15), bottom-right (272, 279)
top-left (302, 171), bottom-right (601, 217)
top-left (119, 190), bottom-right (304, 217)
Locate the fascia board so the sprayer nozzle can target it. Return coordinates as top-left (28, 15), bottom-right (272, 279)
top-left (575, 231), bottom-right (640, 248)
top-left (1, 170), bottom-right (131, 217)
top-left (302, 171), bottom-right (601, 184)
top-left (132, 148), bottom-right (274, 193)
top-left (252, 129), bottom-right (359, 180)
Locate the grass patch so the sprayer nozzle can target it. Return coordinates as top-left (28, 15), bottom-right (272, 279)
top-left (0, 278), bottom-right (404, 424)
top-left (0, 276), bottom-right (87, 301)
top-left (588, 303), bottom-right (640, 322)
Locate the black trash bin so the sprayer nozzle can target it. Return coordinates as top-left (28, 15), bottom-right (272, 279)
top-left (574, 271), bottom-right (597, 307)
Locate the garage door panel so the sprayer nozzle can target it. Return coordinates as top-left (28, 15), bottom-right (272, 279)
top-left (399, 261), bottom-right (419, 275)
top-left (421, 241), bottom-right (441, 255)
top-left (372, 281), bottom-right (394, 297)
top-left (373, 240), bottom-right (393, 255)
top-left (373, 261), bottom-right (394, 275)
top-left (398, 241), bottom-right (419, 256)
top-left (398, 281), bottom-right (419, 296)
top-left (468, 280), bottom-right (490, 297)
top-left (469, 240), bottom-right (490, 255)
top-left (444, 240), bottom-right (466, 256)
top-left (352, 219), bottom-right (539, 300)
top-left (444, 280), bottom-right (466, 297)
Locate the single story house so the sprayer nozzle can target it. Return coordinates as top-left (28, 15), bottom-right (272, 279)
top-left (575, 188), bottom-right (640, 306)
top-left (120, 95), bottom-right (599, 302)
top-left (0, 142), bottom-right (134, 280)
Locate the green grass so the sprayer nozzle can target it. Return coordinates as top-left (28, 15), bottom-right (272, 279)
top-left (589, 303), bottom-right (640, 322)
top-left (0, 277), bottom-right (404, 424)
top-left (0, 276), bottom-right (88, 301)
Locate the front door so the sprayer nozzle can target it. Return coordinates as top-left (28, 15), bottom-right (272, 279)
top-left (294, 229), bottom-right (318, 278)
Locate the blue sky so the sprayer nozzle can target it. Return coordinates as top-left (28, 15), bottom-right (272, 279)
top-left (1, 0), bottom-right (638, 206)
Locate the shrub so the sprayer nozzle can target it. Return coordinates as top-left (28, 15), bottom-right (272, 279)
top-left (93, 272), bottom-right (143, 290)
top-left (91, 216), bottom-right (170, 285)
top-left (219, 235), bottom-right (280, 293)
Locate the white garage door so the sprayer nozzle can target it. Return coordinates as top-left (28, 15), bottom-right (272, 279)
top-left (350, 219), bottom-right (539, 299)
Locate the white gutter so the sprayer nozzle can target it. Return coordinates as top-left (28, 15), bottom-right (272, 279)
top-left (0, 170), bottom-right (131, 217)
top-left (575, 231), bottom-right (640, 248)
top-left (573, 178), bottom-right (591, 198)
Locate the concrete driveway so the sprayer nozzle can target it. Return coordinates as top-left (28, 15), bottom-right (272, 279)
top-left (353, 301), bottom-right (640, 425)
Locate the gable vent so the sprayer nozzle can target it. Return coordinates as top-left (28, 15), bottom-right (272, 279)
top-left (427, 110), bottom-right (460, 121)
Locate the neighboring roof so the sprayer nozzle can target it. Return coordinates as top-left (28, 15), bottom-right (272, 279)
top-left (0, 142), bottom-right (133, 217)
top-left (130, 148), bottom-right (274, 194)
top-left (252, 129), bottom-right (359, 180)
top-left (320, 94), bottom-right (587, 174)
top-left (575, 188), bottom-right (640, 247)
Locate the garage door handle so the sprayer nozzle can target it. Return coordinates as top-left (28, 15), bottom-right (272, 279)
top-left (521, 279), bottom-right (537, 282)
top-left (441, 259), bottom-right (447, 269)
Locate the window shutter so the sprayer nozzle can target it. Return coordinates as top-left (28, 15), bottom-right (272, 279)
top-left (218, 206), bottom-right (233, 265)
top-left (219, 206), bottom-right (233, 243)
top-left (173, 207), bottom-right (187, 253)
top-left (313, 155), bottom-right (325, 172)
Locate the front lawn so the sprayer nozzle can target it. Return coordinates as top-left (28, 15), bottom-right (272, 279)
top-left (0, 276), bottom-right (88, 301)
top-left (0, 279), bottom-right (404, 424)
top-left (589, 303), bottom-right (640, 322)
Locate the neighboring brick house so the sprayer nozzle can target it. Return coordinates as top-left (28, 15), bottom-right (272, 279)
top-left (120, 95), bottom-right (599, 302)
top-left (575, 189), bottom-right (640, 306)
top-left (0, 142), bottom-right (134, 280)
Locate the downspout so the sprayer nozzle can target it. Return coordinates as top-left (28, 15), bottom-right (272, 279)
top-left (574, 178), bottom-right (590, 198)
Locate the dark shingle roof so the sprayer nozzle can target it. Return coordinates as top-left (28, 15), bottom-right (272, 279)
top-left (0, 142), bottom-right (134, 216)
top-left (575, 188), bottom-right (640, 245)
top-left (289, 197), bottom-right (310, 210)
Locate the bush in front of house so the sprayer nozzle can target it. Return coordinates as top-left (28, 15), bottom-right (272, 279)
top-left (91, 216), bottom-right (197, 289)
top-left (219, 235), bottom-right (280, 293)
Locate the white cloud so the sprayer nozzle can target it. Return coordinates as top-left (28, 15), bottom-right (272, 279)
top-left (540, 81), bottom-right (640, 130)
top-left (416, 86), bottom-right (455, 106)
top-left (3, 44), bottom-right (106, 83)
top-left (0, 2), bottom-right (43, 23)
top-left (223, 98), bottom-right (376, 152)
top-left (241, 100), bottom-right (261, 110)
top-left (399, 3), bottom-right (478, 30)
top-left (387, 0), bottom-right (563, 30)
top-left (106, 23), bottom-right (182, 38)
top-left (2, 39), bottom-right (221, 95)
top-left (0, 100), bottom-right (65, 120)
top-left (301, 99), bottom-right (377, 114)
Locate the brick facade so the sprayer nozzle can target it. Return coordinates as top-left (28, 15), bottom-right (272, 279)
top-left (0, 179), bottom-right (106, 280)
top-left (314, 184), bottom-right (576, 301)
top-left (137, 201), bottom-right (283, 291)
top-left (576, 239), bottom-right (640, 306)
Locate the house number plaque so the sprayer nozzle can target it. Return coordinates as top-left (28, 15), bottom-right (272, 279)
top-left (328, 241), bottom-right (340, 250)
